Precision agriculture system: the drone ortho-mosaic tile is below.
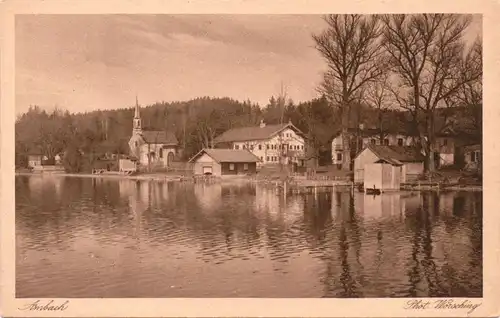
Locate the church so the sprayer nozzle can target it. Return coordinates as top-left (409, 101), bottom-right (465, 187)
top-left (128, 98), bottom-right (178, 167)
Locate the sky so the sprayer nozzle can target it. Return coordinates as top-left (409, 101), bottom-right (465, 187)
top-left (15, 14), bottom-right (482, 115)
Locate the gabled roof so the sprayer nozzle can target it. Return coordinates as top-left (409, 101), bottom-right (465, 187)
top-left (357, 145), bottom-right (425, 164)
top-left (188, 148), bottom-right (261, 163)
top-left (140, 130), bottom-right (178, 145)
top-left (214, 122), bottom-right (305, 143)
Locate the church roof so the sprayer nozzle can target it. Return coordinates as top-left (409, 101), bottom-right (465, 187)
top-left (141, 130), bottom-right (178, 146)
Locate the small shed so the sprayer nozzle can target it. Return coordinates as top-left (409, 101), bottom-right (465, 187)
top-left (27, 154), bottom-right (46, 168)
top-left (188, 148), bottom-right (261, 177)
top-left (119, 158), bottom-right (137, 173)
top-left (354, 145), bottom-right (425, 184)
top-left (364, 161), bottom-right (402, 192)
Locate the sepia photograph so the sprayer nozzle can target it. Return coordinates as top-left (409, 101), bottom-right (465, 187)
top-left (1, 1), bottom-right (499, 317)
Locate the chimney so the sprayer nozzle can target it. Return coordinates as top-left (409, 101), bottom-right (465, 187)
top-left (288, 118), bottom-right (292, 125)
top-left (260, 120), bottom-right (266, 128)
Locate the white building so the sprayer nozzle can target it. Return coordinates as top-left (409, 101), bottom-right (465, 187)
top-left (330, 126), bottom-right (419, 167)
top-left (128, 98), bottom-right (178, 167)
top-left (214, 120), bottom-right (306, 166)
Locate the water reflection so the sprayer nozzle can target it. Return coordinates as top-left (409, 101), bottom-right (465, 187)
top-left (16, 176), bottom-right (482, 298)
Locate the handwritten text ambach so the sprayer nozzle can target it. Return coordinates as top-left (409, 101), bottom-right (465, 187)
top-left (19, 300), bottom-right (69, 311)
top-left (405, 299), bottom-right (482, 314)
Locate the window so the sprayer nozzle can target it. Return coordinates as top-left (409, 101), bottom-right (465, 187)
top-left (443, 139), bottom-right (448, 146)
top-left (266, 144), bottom-right (270, 150)
top-left (243, 163), bottom-right (249, 170)
top-left (250, 145), bottom-right (254, 150)
top-left (266, 156), bottom-right (269, 162)
top-left (398, 138), bottom-right (403, 146)
top-left (258, 144), bottom-right (262, 150)
top-left (260, 156), bottom-right (263, 161)
top-left (383, 139), bottom-right (389, 146)
top-left (301, 145), bottom-right (304, 150)
top-left (371, 139), bottom-right (376, 145)
top-left (243, 145), bottom-right (246, 149)
top-left (337, 153), bottom-right (342, 161)
top-left (234, 144), bottom-right (239, 150)
top-left (159, 149), bottom-right (163, 158)
top-left (471, 151), bottom-right (478, 162)
top-left (229, 163), bottom-right (235, 170)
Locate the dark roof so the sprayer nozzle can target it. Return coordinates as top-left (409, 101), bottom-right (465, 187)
top-left (464, 144), bottom-right (481, 152)
top-left (214, 122), bottom-right (304, 143)
top-left (358, 145), bottom-right (425, 164)
top-left (436, 125), bottom-right (479, 137)
top-left (330, 127), bottom-right (419, 140)
top-left (141, 130), bottom-right (178, 145)
top-left (189, 148), bottom-right (261, 163)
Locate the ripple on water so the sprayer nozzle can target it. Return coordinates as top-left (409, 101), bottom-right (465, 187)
top-left (15, 177), bottom-right (483, 298)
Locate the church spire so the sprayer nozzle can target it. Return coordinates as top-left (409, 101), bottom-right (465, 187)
top-left (133, 96), bottom-right (142, 134)
top-left (134, 95), bottom-right (140, 119)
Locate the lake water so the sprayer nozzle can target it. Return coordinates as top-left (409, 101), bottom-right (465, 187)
top-left (15, 175), bottom-right (482, 298)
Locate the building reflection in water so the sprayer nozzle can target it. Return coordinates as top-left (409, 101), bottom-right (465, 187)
top-left (194, 183), bottom-right (223, 213)
top-left (16, 176), bottom-right (482, 298)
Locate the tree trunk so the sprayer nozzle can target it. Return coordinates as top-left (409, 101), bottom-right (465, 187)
top-left (378, 110), bottom-right (384, 144)
top-left (426, 114), bottom-right (436, 173)
top-left (341, 103), bottom-right (351, 171)
top-left (342, 127), bottom-right (351, 171)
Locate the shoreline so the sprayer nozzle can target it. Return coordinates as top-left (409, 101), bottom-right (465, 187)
top-left (15, 171), bottom-right (483, 191)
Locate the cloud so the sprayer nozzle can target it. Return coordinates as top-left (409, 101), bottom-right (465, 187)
top-left (15, 14), bottom-right (481, 115)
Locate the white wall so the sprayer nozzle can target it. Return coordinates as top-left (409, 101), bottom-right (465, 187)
top-left (232, 127), bottom-right (305, 164)
top-left (331, 132), bottom-right (417, 165)
top-left (354, 148), bottom-right (379, 182)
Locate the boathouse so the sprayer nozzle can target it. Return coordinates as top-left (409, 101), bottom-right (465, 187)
top-left (188, 148), bottom-right (261, 177)
top-left (354, 145), bottom-right (425, 184)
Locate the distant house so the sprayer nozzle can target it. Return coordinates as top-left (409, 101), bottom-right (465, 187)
top-left (354, 145), bottom-right (425, 183)
top-left (128, 98), bottom-right (179, 167)
top-left (331, 125), bottom-right (419, 169)
top-left (214, 119), bottom-right (306, 167)
top-left (434, 125), bottom-right (480, 168)
top-left (188, 148), bottom-right (261, 177)
top-left (27, 154), bottom-right (46, 168)
top-left (463, 144), bottom-right (481, 172)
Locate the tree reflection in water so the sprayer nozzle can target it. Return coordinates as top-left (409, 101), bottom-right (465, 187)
top-left (16, 176), bottom-right (482, 298)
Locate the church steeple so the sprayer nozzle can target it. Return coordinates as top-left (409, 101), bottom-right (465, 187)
top-left (133, 96), bottom-right (142, 134)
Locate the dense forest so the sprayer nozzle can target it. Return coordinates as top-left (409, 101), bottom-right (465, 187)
top-left (13, 95), bottom-right (398, 164)
top-left (15, 93), bottom-right (476, 170)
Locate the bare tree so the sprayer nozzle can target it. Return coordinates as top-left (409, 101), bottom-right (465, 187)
top-left (363, 72), bottom-right (393, 143)
top-left (453, 38), bottom-right (483, 131)
top-left (381, 14), bottom-right (481, 172)
top-left (313, 14), bottom-right (385, 170)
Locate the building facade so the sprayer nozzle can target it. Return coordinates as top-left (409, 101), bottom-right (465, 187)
top-left (214, 120), bottom-right (306, 166)
top-left (189, 148), bottom-right (260, 176)
top-left (128, 98), bottom-right (178, 167)
top-left (331, 126), bottom-right (419, 167)
top-left (463, 144), bottom-right (481, 172)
